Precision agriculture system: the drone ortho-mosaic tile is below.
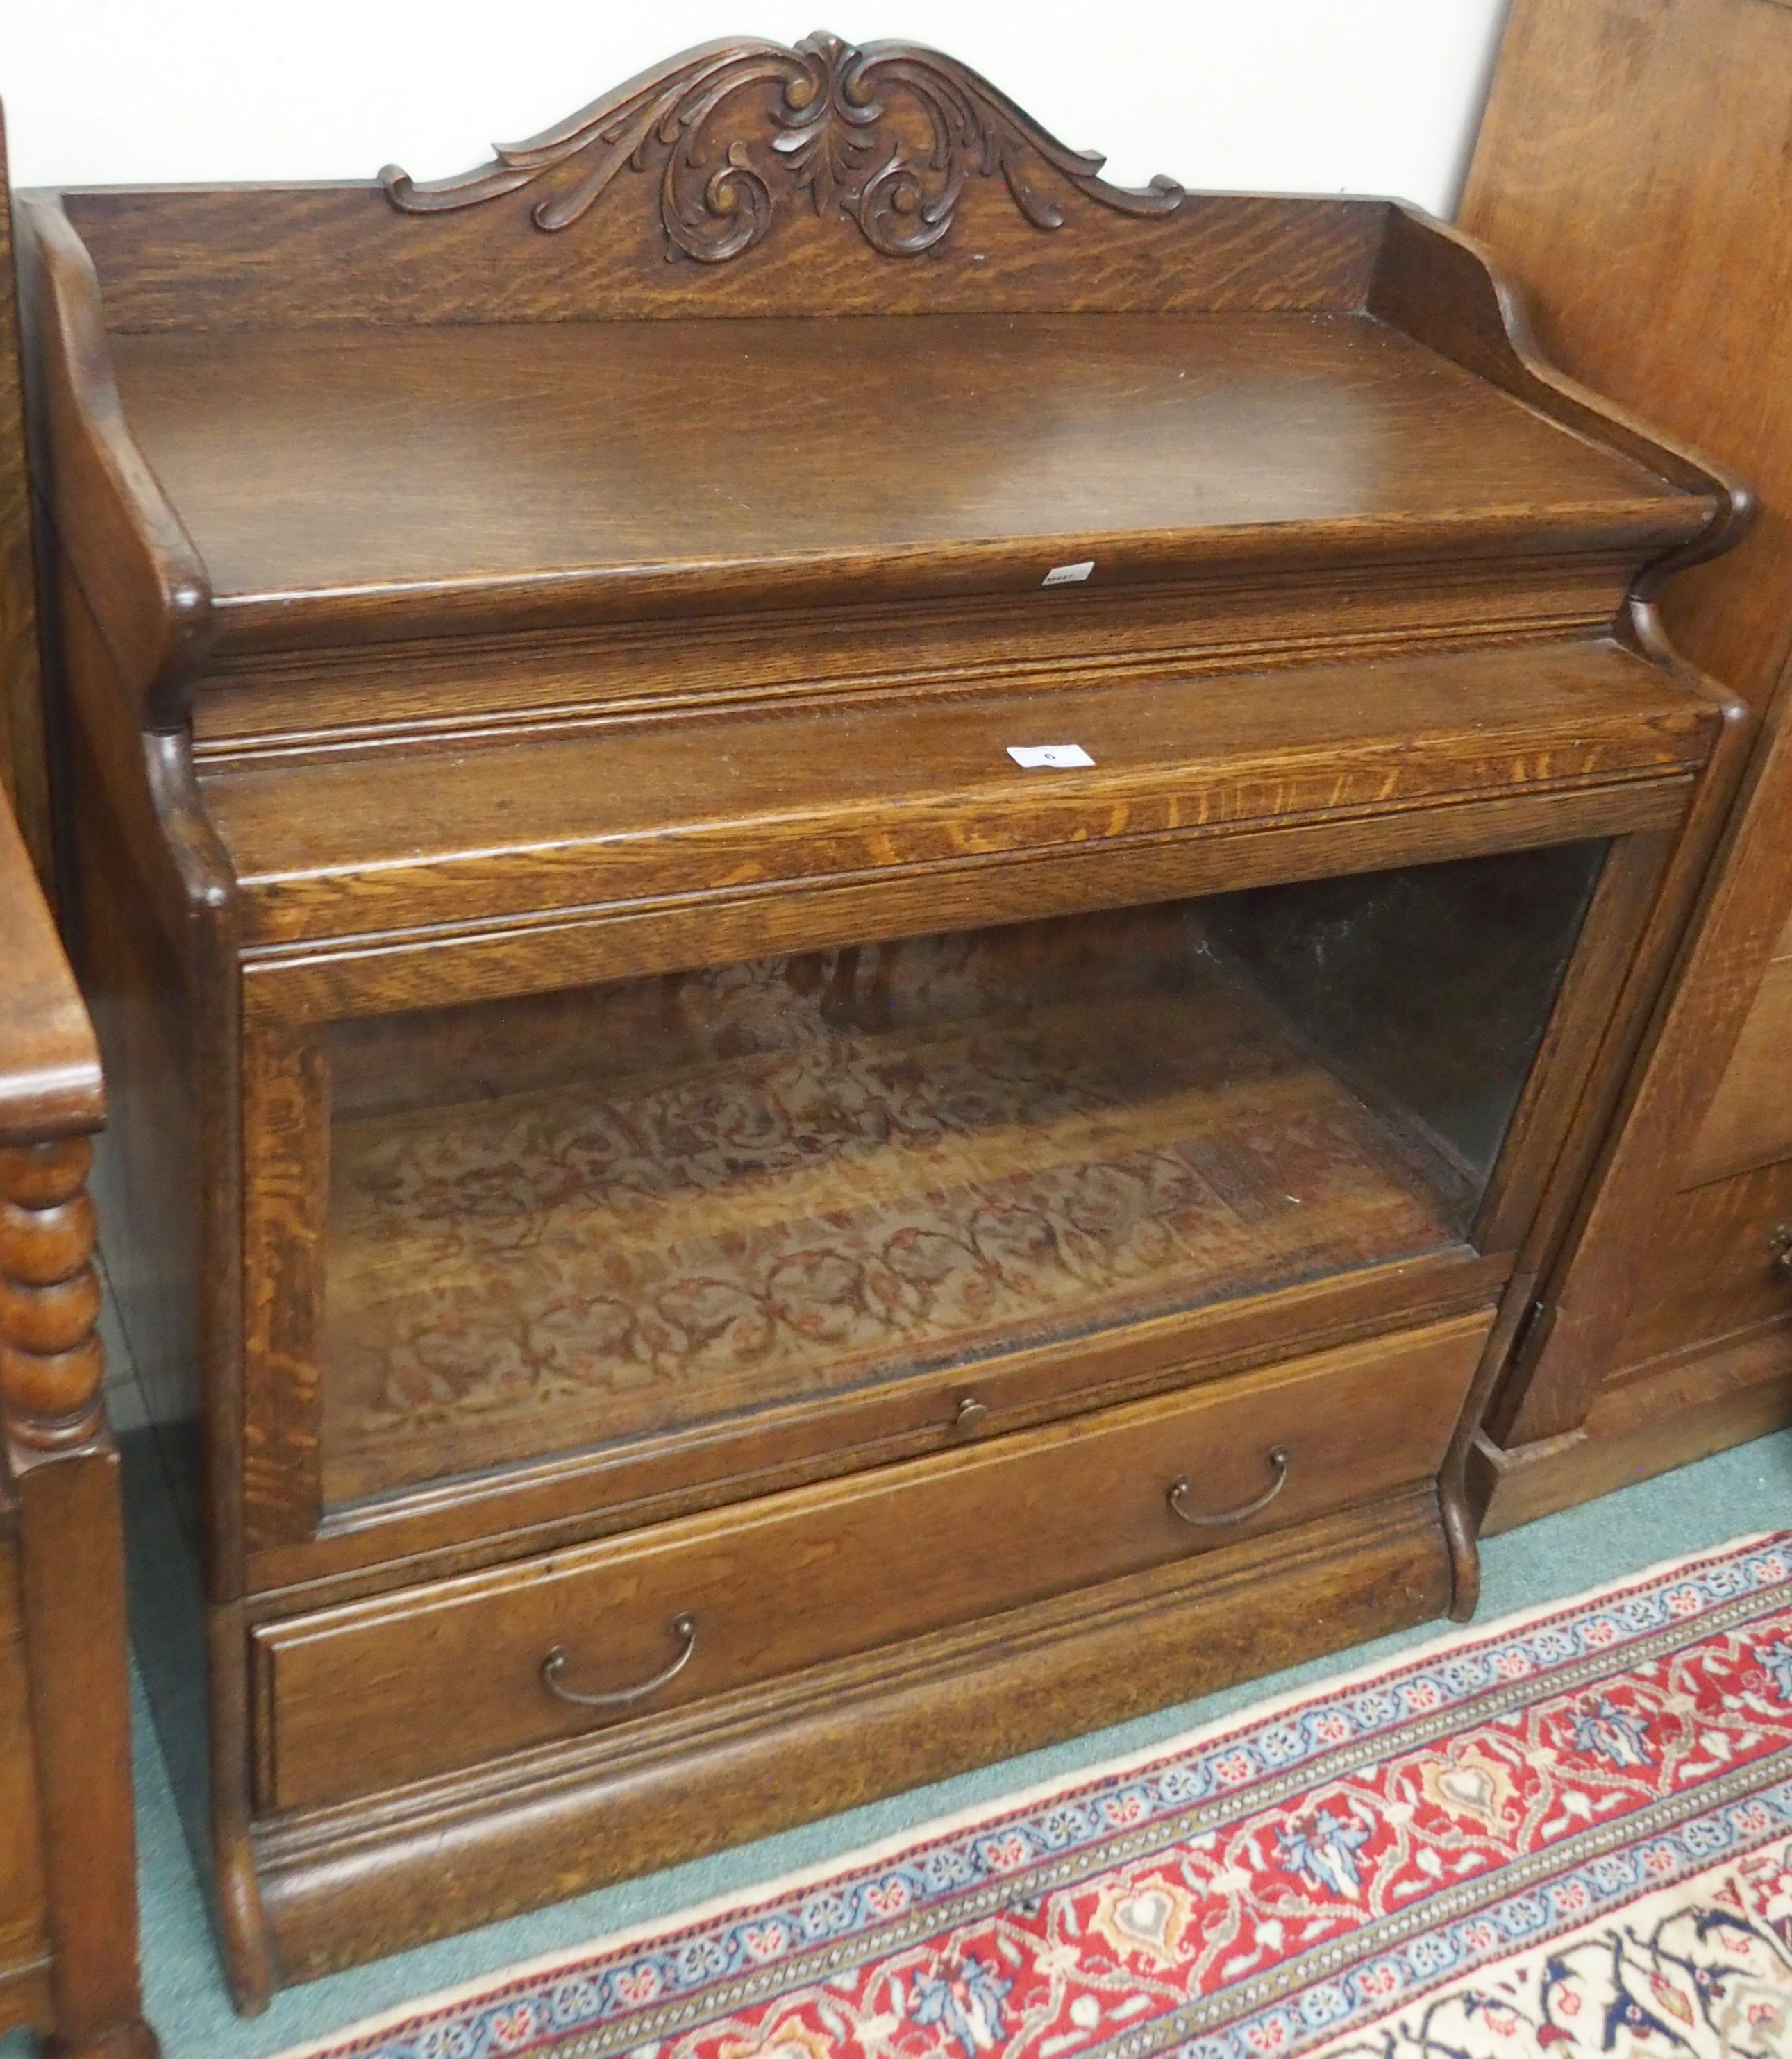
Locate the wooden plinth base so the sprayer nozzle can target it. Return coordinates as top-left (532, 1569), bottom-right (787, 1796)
top-left (244, 1488), bottom-right (1453, 1997)
top-left (1473, 1319), bottom-right (1792, 1536)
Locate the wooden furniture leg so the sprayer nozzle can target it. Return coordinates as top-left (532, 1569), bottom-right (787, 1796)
top-left (2, 1141), bottom-right (157, 2059)
top-left (0, 754), bottom-right (156, 2052)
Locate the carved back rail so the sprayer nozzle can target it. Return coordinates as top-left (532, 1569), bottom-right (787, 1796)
top-left (15, 27), bottom-right (1743, 746)
top-left (45, 32), bottom-right (1393, 332)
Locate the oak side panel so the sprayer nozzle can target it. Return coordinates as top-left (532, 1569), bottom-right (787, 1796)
top-left (1491, 691), bottom-right (1792, 1446)
top-left (1462, 0), bottom-right (1792, 1477)
top-left (0, 1526), bottom-right (50, 2017)
top-left (60, 667), bottom-right (201, 1436)
top-left (1463, 0), bottom-right (1792, 712)
top-left (11, 1438), bottom-right (151, 2059)
top-left (1683, 948), bottom-right (1792, 1184)
top-left (1607, 1159), bottom-right (1792, 1373)
top-left (0, 647), bottom-right (156, 2054)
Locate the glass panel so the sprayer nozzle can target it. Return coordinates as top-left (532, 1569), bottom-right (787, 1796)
top-left (317, 841), bottom-right (1604, 1505)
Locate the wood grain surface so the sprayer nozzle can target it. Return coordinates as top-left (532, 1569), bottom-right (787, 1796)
top-left (103, 312), bottom-right (1692, 653)
top-left (258, 1312), bottom-right (1490, 1814)
top-left (1460, 0), bottom-right (1792, 1513)
top-left (0, 1531), bottom-right (51, 2042)
top-left (251, 1489), bottom-right (1452, 1984)
top-left (0, 756), bottom-right (99, 1143)
top-left (19, 31), bottom-right (1754, 2006)
top-left (0, 789), bottom-right (156, 2054)
top-left (1464, 0), bottom-right (1792, 712)
top-left (62, 177), bottom-right (1384, 333)
top-left (201, 637), bottom-right (1711, 953)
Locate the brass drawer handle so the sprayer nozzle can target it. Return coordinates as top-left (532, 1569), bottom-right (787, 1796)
top-left (1773, 1223), bottom-right (1792, 1279)
top-left (951, 1395), bottom-right (991, 1434)
top-left (542, 1613), bottom-right (697, 1708)
top-left (1168, 1446), bottom-right (1289, 1528)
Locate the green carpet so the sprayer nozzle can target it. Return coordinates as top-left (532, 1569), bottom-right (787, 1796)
top-left (6, 1429), bottom-right (1789, 2059)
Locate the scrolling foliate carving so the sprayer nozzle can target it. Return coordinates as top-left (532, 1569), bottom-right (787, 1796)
top-left (381, 32), bottom-right (1184, 261)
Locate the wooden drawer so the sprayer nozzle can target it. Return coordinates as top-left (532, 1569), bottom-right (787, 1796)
top-left (1614, 1159), bottom-right (1792, 1372)
top-left (254, 1309), bottom-right (1491, 1813)
top-left (1684, 951), bottom-right (1792, 1187)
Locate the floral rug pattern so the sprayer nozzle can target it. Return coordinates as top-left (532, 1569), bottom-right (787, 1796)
top-left (279, 1535), bottom-right (1792, 2059)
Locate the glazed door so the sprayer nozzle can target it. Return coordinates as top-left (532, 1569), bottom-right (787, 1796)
top-left (236, 837), bottom-right (1620, 1583)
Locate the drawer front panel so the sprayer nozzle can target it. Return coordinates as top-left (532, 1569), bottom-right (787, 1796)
top-left (1614, 1159), bottom-right (1792, 1372)
top-left (1684, 953), bottom-right (1792, 1187)
top-left (257, 1311), bottom-right (1491, 1813)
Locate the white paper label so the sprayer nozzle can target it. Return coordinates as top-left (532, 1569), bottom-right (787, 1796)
top-left (1041, 560), bottom-right (1095, 587)
top-left (1007, 744), bottom-right (1096, 770)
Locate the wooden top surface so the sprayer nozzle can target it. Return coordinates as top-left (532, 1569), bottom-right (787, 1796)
top-left (0, 791), bottom-right (102, 1143)
top-left (208, 637), bottom-right (1710, 952)
top-left (110, 310), bottom-right (1698, 648)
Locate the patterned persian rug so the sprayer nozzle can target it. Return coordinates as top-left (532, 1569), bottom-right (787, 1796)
top-left (280, 1534), bottom-right (1792, 2059)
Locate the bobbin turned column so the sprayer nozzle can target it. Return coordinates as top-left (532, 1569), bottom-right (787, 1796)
top-left (2, 1138), bottom-right (106, 1451)
top-left (1, 1136), bottom-right (158, 2059)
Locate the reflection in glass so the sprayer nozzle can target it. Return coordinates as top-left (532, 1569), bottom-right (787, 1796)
top-left (318, 841), bottom-right (1603, 1504)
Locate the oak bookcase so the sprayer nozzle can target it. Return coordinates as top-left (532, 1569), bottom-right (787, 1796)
top-left (18, 34), bottom-right (1751, 2006)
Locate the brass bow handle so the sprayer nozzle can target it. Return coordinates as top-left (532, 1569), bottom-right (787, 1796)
top-left (541, 1612), bottom-right (698, 1708)
top-left (1167, 1447), bottom-right (1289, 1529)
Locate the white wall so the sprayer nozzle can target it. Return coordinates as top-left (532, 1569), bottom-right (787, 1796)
top-left (3, 1), bottom-right (1509, 218)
